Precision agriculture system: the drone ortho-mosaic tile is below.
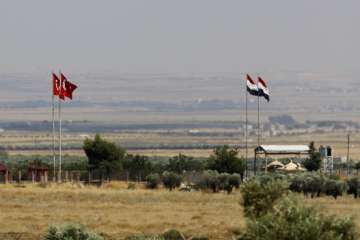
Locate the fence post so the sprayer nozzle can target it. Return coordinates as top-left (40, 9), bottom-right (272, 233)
top-left (88, 171), bottom-right (91, 184)
top-left (18, 170), bottom-right (22, 184)
top-left (32, 171), bottom-right (35, 184)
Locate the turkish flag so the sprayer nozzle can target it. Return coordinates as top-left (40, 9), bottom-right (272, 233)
top-left (61, 73), bottom-right (78, 100)
top-left (52, 73), bottom-right (65, 100)
top-left (52, 73), bottom-right (60, 96)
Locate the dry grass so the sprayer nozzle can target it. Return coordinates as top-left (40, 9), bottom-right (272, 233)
top-left (0, 183), bottom-right (244, 240)
top-left (0, 183), bottom-right (360, 239)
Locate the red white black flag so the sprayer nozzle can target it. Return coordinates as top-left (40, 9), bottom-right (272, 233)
top-left (258, 77), bottom-right (270, 102)
top-left (246, 74), bottom-right (259, 96)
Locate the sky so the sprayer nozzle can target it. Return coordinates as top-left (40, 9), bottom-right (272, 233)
top-left (0, 0), bottom-right (359, 75)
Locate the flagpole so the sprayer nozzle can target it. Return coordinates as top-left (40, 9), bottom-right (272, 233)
top-left (58, 70), bottom-right (62, 183)
top-left (257, 75), bottom-right (260, 148)
top-left (245, 77), bottom-right (248, 179)
top-left (52, 84), bottom-right (56, 182)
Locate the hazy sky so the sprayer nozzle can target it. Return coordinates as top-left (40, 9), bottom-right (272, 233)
top-left (0, 0), bottom-right (359, 74)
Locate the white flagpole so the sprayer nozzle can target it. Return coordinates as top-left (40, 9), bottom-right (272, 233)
top-left (58, 71), bottom-right (62, 183)
top-left (52, 79), bottom-right (56, 182)
top-left (257, 75), bottom-right (260, 148)
top-left (245, 76), bottom-right (248, 179)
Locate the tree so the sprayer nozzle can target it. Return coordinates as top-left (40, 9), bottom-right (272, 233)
top-left (83, 134), bottom-right (126, 179)
top-left (355, 162), bottom-right (360, 175)
top-left (162, 171), bottom-right (182, 191)
top-left (303, 142), bottom-right (321, 172)
top-left (124, 154), bottom-right (153, 181)
top-left (208, 145), bottom-right (245, 179)
top-left (167, 154), bottom-right (204, 174)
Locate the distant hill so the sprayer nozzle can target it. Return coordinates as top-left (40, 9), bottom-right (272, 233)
top-left (0, 71), bottom-right (359, 122)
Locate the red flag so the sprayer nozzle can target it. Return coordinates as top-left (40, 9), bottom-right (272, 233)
top-left (52, 73), bottom-right (65, 100)
top-left (52, 73), bottom-right (60, 96)
top-left (61, 73), bottom-right (78, 100)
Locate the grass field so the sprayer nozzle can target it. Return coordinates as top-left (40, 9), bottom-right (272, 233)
top-left (0, 183), bottom-right (359, 240)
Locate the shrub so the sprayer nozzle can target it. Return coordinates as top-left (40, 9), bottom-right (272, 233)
top-left (289, 174), bottom-right (304, 193)
top-left (126, 237), bottom-right (164, 240)
top-left (196, 171), bottom-right (240, 193)
top-left (347, 177), bottom-right (360, 199)
top-left (162, 229), bottom-right (185, 240)
top-left (303, 173), bottom-right (325, 198)
top-left (162, 172), bottom-right (182, 191)
top-left (195, 170), bottom-right (220, 192)
top-left (126, 236), bottom-right (164, 240)
top-left (44, 224), bottom-right (103, 240)
top-left (240, 179), bottom-right (288, 218)
top-left (229, 174), bottom-right (241, 189)
top-left (237, 197), bottom-right (357, 240)
top-left (127, 182), bottom-right (136, 190)
top-left (325, 179), bottom-right (347, 199)
top-left (145, 173), bottom-right (161, 189)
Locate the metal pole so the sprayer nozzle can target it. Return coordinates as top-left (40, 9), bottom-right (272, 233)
top-left (52, 89), bottom-right (56, 182)
top-left (257, 77), bottom-right (260, 148)
top-left (257, 76), bottom-right (260, 174)
top-left (245, 81), bottom-right (248, 178)
top-left (58, 71), bottom-right (62, 182)
top-left (347, 133), bottom-right (350, 175)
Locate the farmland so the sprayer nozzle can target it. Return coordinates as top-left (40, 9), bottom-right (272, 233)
top-left (0, 183), bottom-right (359, 240)
top-left (2, 130), bottom-right (360, 160)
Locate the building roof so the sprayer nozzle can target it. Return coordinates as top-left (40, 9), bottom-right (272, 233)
top-left (256, 145), bottom-right (310, 155)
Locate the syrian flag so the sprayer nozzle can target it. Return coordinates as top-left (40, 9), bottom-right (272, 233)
top-left (246, 74), bottom-right (259, 96)
top-left (52, 73), bottom-right (65, 100)
top-left (60, 73), bottom-right (78, 100)
top-left (258, 77), bottom-right (270, 102)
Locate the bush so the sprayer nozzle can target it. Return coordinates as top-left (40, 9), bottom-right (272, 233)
top-left (44, 224), bottom-right (103, 240)
top-left (240, 179), bottom-right (288, 218)
top-left (229, 173), bottom-right (241, 189)
top-left (162, 229), bottom-right (185, 240)
top-left (237, 197), bottom-right (357, 240)
top-left (289, 174), bottom-right (304, 193)
top-left (162, 172), bottom-right (182, 191)
top-left (127, 182), bottom-right (136, 190)
top-left (195, 170), bottom-right (219, 192)
top-left (145, 173), bottom-right (161, 189)
top-left (325, 179), bottom-right (347, 199)
top-left (303, 173), bottom-right (325, 198)
top-left (347, 177), bottom-right (360, 199)
top-left (126, 237), bottom-right (164, 240)
top-left (196, 171), bottom-right (240, 193)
